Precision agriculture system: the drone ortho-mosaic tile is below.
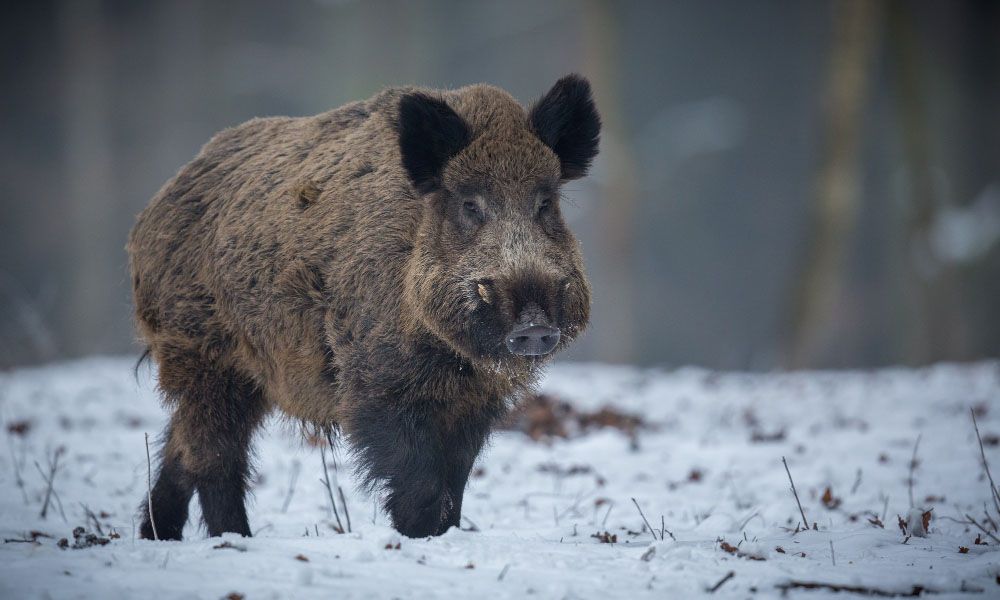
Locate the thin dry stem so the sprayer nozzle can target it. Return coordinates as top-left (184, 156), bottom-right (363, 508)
top-left (630, 497), bottom-right (659, 541)
top-left (907, 433), bottom-right (921, 509)
top-left (145, 433), bottom-right (159, 540)
top-left (971, 409), bottom-right (1000, 516)
top-left (782, 456), bottom-right (810, 530)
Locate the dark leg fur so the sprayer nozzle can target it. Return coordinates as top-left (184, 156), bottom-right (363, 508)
top-left (350, 398), bottom-right (494, 538)
top-left (139, 356), bottom-right (267, 540)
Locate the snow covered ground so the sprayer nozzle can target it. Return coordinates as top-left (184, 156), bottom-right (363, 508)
top-left (1, 357), bottom-right (999, 599)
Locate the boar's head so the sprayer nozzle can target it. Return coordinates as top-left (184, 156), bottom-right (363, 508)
top-left (399, 75), bottom-right (599, 372)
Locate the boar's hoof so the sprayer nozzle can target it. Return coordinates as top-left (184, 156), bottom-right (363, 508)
top-left (390, 489), bottom-right (453, 538)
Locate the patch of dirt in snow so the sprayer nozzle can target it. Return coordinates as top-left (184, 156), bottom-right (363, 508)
top-left (1, 357), bottom-right (999, 599)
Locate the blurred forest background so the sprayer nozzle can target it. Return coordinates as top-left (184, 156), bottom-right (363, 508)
top-left (1, 0), bottom-right (998, 371)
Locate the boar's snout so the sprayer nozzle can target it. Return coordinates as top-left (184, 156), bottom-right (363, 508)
top-left (505, 302), bottom-right (560, 356)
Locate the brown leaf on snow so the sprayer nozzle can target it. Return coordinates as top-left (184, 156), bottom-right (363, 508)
top-left (501, 393), bottom-right (645, 441)
top-left (820, 487), bottom-right (842, 510)
top-left (959, 546), bottom-right (970, 554)
top-left (718, 539), bottom-right (765, 561)
top-left (921, 510), bottom-right (932, 532)
top-left (294, 554), bottom-right (309, 562)
top-left (975, 534), bottom-right (987, 545)
top-left (898, 516), bottom-right (907, 535)
top-left (591, 531), bottom-right (617, 544)
top-left (775, 546), bottom-right (786, 553)
top-left (6, 420), bottom-right (31, 436)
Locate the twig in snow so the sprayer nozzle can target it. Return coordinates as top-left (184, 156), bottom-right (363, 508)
top-left (907, 434), bottom-right (921, 509)
top-left (80, 503), bottom-right (104, 536)
top-left (962, 513), bottom-right (1000, 544)
top-left (6, 436), bottom-right (28, 504)
top-left (497, 563), bottom-right (510, 581)
top-left (35, 446), bottom-right (66, 521)
top-left (850, 468), bottom-right (862, 495)
top-left (319, 443), bottom-right (345, 533)
top-left (144, 433), bottom-right (159, 540)
top-left (776, 581), bottom-right (933, 597)
top-left (660, 514), bottom-right (675, 541)
top-left (707, 571), bottom-right (735, 594)
top-left (738, 510), bottom-right (760, 532)
top-left (461, 514), bottom-right (480, 532)
top-left (338, 485), bottom-right (352, 533)
top-left (829, 539), bottom-right (836, 566)
top-left (631, 498), bottom-right (659, 541)
top-left (280, 459), bottom-right (301, 513)
top-left (782, 457), bottom-right (810, 530)
top-left (601, 501), bottom-right (614, 528)
top-left (971, 409), bottom-right (1000, 516)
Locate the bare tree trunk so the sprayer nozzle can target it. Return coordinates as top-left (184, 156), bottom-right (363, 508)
top-left (60, 0), bottom-right (115, 357)
top-left (786, 0), bottom-right (882, 368)
top-left (886, 0), bottom-right (968, 364)
top-left (583, 0), bottom-right (638, 364)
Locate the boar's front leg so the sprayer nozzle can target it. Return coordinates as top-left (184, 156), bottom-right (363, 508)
top-left (349, 399), bottom-right (491, 537)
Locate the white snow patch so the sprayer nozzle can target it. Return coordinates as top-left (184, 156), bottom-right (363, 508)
top-left (1, 357), bottom-right (998, 598)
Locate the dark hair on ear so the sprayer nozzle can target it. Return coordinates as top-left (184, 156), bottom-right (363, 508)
top-left (529, 74), bottom-right (601, 181)
top-left (398, 93), bottom-right (471, 193)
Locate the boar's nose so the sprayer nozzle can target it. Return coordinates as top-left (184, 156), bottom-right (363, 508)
top-left (506, 323), bottom-right (560, 356)
top-left (505, 303), bottom-right (560, 356)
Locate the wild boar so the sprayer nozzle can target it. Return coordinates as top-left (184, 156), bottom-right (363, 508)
top-left (129, 75), bottom-right (599, 539)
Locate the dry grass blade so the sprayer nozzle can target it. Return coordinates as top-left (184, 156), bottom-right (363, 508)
top-left (782, 456), bottom-right (810, 530)
top-left (962, 513), bottom-right (1000, 544)
top-left (907, 433), bottom-right (921, 509)
top-left (319, 443), bottom-right (344, 533)
top-left (630, 497), bottom-right (659, 541)
top-left (707, 571), bottom-right (735, 594)
top-left (971, 409), bottom-right (1000, 516)
top-left (145, 433), bottom-right (159, 540)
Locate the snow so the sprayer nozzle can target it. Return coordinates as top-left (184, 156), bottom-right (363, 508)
top-left (1, 357), bottom-right (999, 599)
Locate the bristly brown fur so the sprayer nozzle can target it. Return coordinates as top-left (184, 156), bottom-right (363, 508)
top-left (129, 76), bottom-right (600, 539)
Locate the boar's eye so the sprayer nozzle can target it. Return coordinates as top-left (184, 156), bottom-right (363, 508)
top-left (461, 199), bottom-right (485, 224)
top-left (537, 197), bottom-right (552, 217)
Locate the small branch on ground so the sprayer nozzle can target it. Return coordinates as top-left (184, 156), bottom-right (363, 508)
top-left (776, 581), bottom-right (932, 597)
top-left (6, 436), bottom-right (29, 504)
top-left (280, 459), bottom-right (301, 513)
top-left (35, 446), bottom-right (66, 521)
top-left (144, 433), bottom-right (159, 540)
top-left (782, 457), bottom-right (810, 530)
top-left (337, 485), bottom-right (352, 533)
top-left (660, 514), bottom-right (675, 541)
top-left (707, 571), bottom-right (735, 594)
top-left (851, 468), bottom-right (862, 495)
top-left (319, 443), bottom-right (345, 533)
top-left (630, 497), bottom-right (659, 541)
top-left (907, 433), bottom-right (921, 509)
top-left (971, 409), bottom-right (1000, 516)
top-left (962, 513), bottom-right (1000, 544)
top-left (829, 539), bottom-right (836, 566)
top-left (80, 503), bottom-right (104, 536)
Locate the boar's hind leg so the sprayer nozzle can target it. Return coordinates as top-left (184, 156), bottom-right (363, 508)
top-left (351, 402), bottom-right (491, 538)
top-left (140, 427), bottom-right (194, 540)
top-left (145, 357), bottom-right (267, 539)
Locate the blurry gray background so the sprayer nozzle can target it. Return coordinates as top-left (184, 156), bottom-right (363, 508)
top-left (1, 0), bottom-right (998, 370)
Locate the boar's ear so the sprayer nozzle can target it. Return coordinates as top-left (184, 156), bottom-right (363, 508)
top-left (529, 75), bottom-right (601, 181)
top-left (398, 93), bottom-right (471, 193)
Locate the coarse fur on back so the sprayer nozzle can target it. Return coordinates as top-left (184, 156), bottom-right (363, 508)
top-left (130, 75), bottom-right (600, 538)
